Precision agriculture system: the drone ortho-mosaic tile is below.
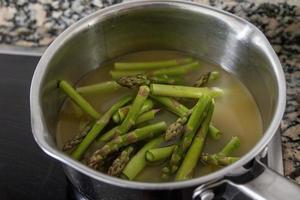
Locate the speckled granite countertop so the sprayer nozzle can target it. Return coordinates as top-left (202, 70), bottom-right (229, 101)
top-left (1, 0), bottom-right (299, 183)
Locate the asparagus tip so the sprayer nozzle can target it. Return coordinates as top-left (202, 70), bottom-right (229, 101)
top-left (117, 74), bottom-right (150, 89)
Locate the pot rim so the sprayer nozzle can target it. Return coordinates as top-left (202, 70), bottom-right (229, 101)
top-left (30, 0), bottom-right (286, 190)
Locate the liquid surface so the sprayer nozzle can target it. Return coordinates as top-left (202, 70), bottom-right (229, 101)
top-left (57, 50), bottom-right (263, 182)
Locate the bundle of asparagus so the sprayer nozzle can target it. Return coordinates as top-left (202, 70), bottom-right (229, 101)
top-left (58, 56), bottom-right (242, 182)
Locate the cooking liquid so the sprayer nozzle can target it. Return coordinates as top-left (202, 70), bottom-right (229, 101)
top-left (57, 50), bottom-right (263, 182)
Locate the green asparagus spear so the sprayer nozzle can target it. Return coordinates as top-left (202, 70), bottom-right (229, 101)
top-left (112, 99), bottom-right (154, 123)
top-left (110, 70), bottom-right (145, 79)
top-left (64, 108), bottom-right (159, 152)
top-left (63, 122), bottom-right (93, 151)
top-left (149, 61), bottom-right (199, 76)
top-left (107, 86), bottom-right (150, 139)
top-left (63, 95), bottom-right (156, 152)
top-left (116, 74), bottom-right (183, 89)
top-left (150, 95), bottom-right (190, 117)
top-left (114, 58), bottom-right (193, 70)
top-left (201, 154), bottom-right (239, 166)
top-left (59, 80), bottom-right (101, 119)
top-left (181, 97), bottom-right (212, 151)
top-left (165, 117), bottom-right (188, 141)
top-left (146, 145), bottom-right (176, 162)
top-left (112, 105), bottom-right (134, 124)
top-left (194, 71), bottom-right (220, 87)
top-left (149, 75), bottom-right (182, 85)
top-left (97, 109), bottom-right (161, 144)
top-left (218, 136), bottom-right (240, 156)
top-left (121, 137), bottom-right (164, 180)
top-left (150, 84), bottom-right (223, 99)
top-left (135, 109), bottom-right (160, 124)
top-left (111, 61), bottom-right (199, 79)
top-left (176, 102), bottom-right (214, 180)
top-left (76, 81), bottom-right (121, 95)
top-left (165, 95), bottom-right (212, 175)
top-left (200, 136), bottom-right (240, 166)
top-left (208, 125), bottom-right (222, 140)
top-left (150, 95), bottom-right (219, 141)
top-left (88, 122), bottom-right (167, 169)
top-left (108, 146), bottom-right (134, 177)
top-left (70, 95), bottom-right (133, 160)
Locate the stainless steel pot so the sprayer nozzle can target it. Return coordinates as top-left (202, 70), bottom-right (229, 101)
top-left (30, 1), bottom-right (299, 199)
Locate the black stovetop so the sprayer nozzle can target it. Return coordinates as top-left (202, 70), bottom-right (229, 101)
top-left (0, 54), bottom-right (70, 200)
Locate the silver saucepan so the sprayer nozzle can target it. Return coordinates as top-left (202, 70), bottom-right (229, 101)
top-left (30, 1), bottom-right (299, 199)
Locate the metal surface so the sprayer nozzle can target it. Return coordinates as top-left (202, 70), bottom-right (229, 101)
top-left (30, 0), bottom-right (293, 199)
top-left (267, 130), bottom-right (284, 174)
top-left (194, 159), bottom-right (299, 200)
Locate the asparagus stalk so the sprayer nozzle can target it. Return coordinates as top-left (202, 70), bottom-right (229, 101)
top-left (200, 136), bottom-right (240, 166)
top-left (107, 86), bottom-right (150, 139)
top-left (76, 81), bottom-right (121, 95)
top-left (201, 154), bottom-right (239, 166)
top-left (114, 58), bottom-right (193, 70)
top-left (149, 75), bottom-right (182, 85)
top-left (111, 61), bottom-right (199, 79)
top-left (112, 99), bottom-right (154, 124)
top-left (63, 122), bottom-right (93, 151)
top-left (165, 117), bottom-right (188, 141)
top-left (145, 145), bottom-right (176, 162)
top-left (150, 84), bottom-right (223, 99)
top-left (59, 80), bottom-right (101, 119)
top-left (194, 71), bottom-right (220, 87)
top-left (88, 122), bottom-right (167, 169)
top-left (63, 108), bottom-right (160, 152)
top-left (110, 70), bottom-right (145, 79)
top-left (181, 96), bottom-right (212, 150)
top-left (107, 146), bottom-right (134, 177)
top-left (176, 102), bottom-right (214, 180)
top-left (136, 109), bottom-right (160, 124)
top-left (121, 137), bottom-right (164, 180)
top-left (64, 108), bottom-right (159, 152)
top-left (70, 95), bottom-right (133, 160)
top-left (150, 95), bottom-right (190, 117)
top-left (149, 61), bottom-right (199, 76)
top-left (150, 95), bottom-right (219, 145)
top-left (98, 109), bottom-right (161, 144)
top-left (218, 136), bottom-right (240, 156)
top-left (165, 95), bottom-right (212, 174)
top-left (208, 125), bottom-right (222, 140)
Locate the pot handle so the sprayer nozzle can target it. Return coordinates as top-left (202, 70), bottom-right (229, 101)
top-left (193, 158), bottom-right (300, 200)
